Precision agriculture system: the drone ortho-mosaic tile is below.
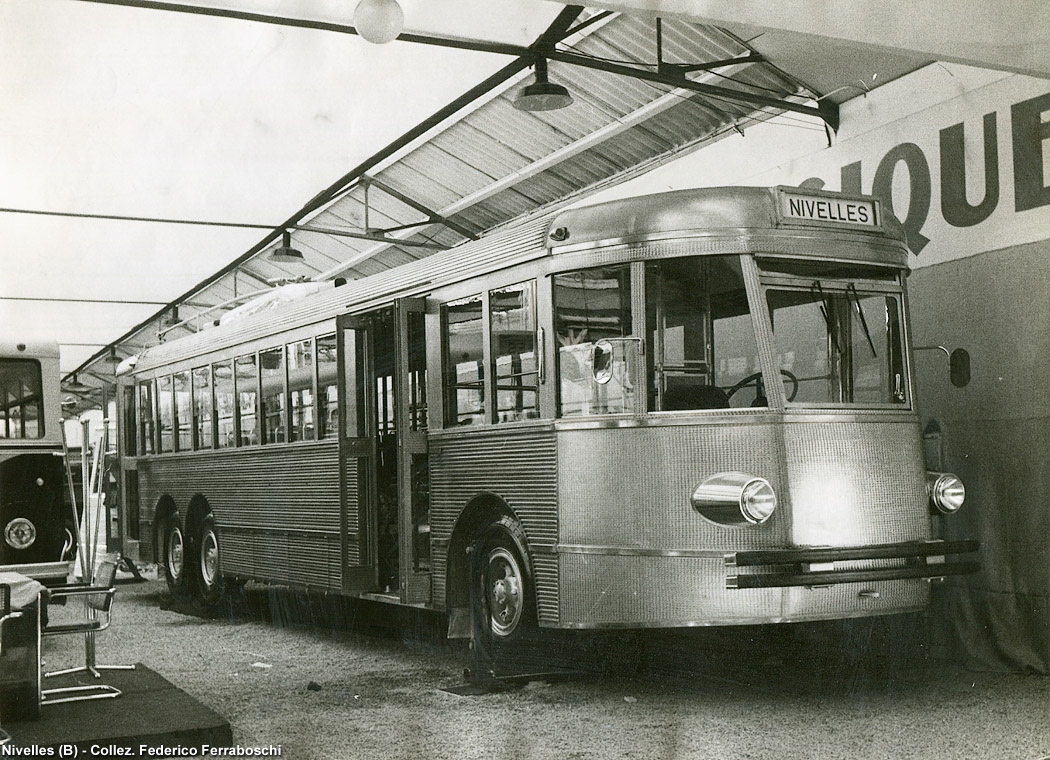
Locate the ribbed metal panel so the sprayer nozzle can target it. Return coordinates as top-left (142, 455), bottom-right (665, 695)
top-left (429, 427), bottom-right (559, 623)
top-left (137, 441), bottom-right (343, 590)
top-left (342, 456), bottom-right (360, 566)
top-left (558, 423), bottom-right (790, 552)
top-left (783, 420), bottom-right (930, 547)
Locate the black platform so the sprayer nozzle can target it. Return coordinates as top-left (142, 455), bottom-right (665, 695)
top-left (6, 664), bottom-right (232, 756)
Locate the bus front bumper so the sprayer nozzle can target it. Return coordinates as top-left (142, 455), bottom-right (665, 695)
top-left (725, 539), bottom-right (979, 589)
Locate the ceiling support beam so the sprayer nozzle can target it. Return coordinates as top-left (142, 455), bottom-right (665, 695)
top-left (545, 49), bottom-right (838, 129)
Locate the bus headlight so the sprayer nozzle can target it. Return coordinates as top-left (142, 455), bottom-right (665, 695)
top-left (927, 472), bottom-right (965, 514)
top-left (691, 472), bottom-right (777, 526)
top-left (5, 518), bottom-right (37, 550)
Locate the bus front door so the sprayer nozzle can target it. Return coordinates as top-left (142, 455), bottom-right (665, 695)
top-left (338, 301), bottom-right (431, 603)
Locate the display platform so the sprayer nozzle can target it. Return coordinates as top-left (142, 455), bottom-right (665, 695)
top-left (5, 664), bottom-right (232, 756)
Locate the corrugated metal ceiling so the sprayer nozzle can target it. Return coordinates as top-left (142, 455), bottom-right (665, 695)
top-left (64, 6), bottom-right (826, 410)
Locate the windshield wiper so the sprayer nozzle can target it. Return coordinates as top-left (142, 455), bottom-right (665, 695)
top-left (847, 283), bottom-right (878, 358)
top-left (810, 281), bottom-right (841, 354)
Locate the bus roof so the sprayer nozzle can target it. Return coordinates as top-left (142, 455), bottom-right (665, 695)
top-left (547, 186), bottom-right (907, 254)
top-left (0, 337), bottom-right (60, 360)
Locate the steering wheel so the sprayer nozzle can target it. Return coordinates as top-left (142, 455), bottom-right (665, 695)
top-left (725, 370), bottom-right (799, 403)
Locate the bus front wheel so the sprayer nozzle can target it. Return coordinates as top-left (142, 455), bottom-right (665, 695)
top-left (162, 517), bottom-right (187, 594)
top-left (196, 514), bottom-right (224, 605)
top-left (470, 518), bottom-right (535, 650)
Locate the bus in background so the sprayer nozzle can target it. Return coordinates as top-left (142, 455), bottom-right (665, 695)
top-left (115, 186), bottom-right (977, 654)
top-left (0, 338), bottom-right (75, 583)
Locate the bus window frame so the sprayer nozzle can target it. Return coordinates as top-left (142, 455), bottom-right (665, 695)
top-left (0, 358), bottom-right (46, 439)
top-left (758, 268), bottom-right (911, 410)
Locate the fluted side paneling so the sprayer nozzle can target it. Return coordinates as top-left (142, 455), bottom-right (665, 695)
top-left (343, 457), bottom-right (361, 566)
top-left (429, 427), bottom-right (559, 623)
top-left (137, 441), bottom-right (343, 589)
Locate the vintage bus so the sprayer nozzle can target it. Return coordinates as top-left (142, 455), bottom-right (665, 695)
top-left (0, 338), bottom-right (75, 583)
top-left (116, 186), bottom-right (977, 647)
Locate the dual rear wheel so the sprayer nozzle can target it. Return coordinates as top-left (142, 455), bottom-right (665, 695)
top-left (470, 517), bottom-right (535, 657)
top-left (161, 512), bottom-right (225, 605)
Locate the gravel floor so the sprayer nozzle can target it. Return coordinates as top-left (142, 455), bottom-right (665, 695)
top-left (40, 570), bottom-right (1050, 760)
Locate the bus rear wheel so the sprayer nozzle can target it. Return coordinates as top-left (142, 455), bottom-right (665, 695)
top-left (162, 517), bottom-right (187, 594)
top-left (470, 518), bottom-right (535, 652)
top-left (196, 514), bottom-right (224, 605)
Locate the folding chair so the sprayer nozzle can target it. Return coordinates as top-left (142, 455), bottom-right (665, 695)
top-left (0, 584), bottom-right (24, 744)
top-left (38, 560), bottom-right (134, 706)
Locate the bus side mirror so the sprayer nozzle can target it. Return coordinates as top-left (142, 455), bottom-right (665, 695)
top-left (949, 348), bottom-right (970, 388)
top-left (591, 340), bottom-right (613, 385)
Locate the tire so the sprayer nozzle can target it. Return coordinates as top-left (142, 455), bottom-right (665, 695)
top-left (470, 517), bottom-right (535, 654)
top-left (196, 514), bottom-right (224, 605)
top-left (162, 517), bottom-right (187, 594)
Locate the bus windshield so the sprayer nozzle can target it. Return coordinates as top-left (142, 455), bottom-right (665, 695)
top-left (760, 260), bottom-right (907, 407)
top-left (0, 358), bottom-right (44, 439)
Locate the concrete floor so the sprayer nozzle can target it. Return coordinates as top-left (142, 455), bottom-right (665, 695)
top-left (38, 574), bottom-right (1050, 760)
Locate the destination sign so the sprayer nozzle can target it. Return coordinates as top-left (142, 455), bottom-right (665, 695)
top-left (780, 191), bottom-right (880, 228)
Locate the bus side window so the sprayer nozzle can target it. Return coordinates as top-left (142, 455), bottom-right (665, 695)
top-left (138, 379), bottom-right (155, 455)
top-left (174, 371), bottom-right (192, 451)
top-left (260, 347), bottom-right (286, 444)
top-left (235, 354), bottom-right (259, 446)
top-left (552, 265), bottom-right (634, 416)
top-left (213, 361), bottom-right (235, 448)
top-left (192, 366), bottom-right (213, 449)
top-left (288, 338), bottom-right (315, 442)
top-left (490, 281), bottom-right (539, 422)
top-left (442, 295), bottom-right (485, 426)
top-left (122, 384), bottom-right (137, 456)
top-left (316, 334), bottom-right (338, 439)
top-left (157, 375), bottom-right (174, 453)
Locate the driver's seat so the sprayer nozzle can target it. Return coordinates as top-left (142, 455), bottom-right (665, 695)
top-left (662, 383), bottom-right (730, 411)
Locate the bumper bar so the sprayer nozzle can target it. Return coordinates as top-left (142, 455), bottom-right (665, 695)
top-left (726, 539), bottom-right (979, 590)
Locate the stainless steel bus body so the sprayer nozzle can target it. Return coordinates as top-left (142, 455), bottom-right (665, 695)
top-left (117, 186), bottom-right (976, 632)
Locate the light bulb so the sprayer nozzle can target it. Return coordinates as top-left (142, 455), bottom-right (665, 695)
top-left (354, 0), bottom-right (404, 44)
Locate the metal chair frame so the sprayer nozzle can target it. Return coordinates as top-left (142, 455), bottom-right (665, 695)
top-left (37, 560), bottom-right (134, 706)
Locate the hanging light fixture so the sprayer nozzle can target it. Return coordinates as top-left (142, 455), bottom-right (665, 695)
top-left (270, 230), bottom-right (304, 263)
top-left (513, 57), bottom-right (573, 112)
top-left (354, 0), bottom-right (404, 44)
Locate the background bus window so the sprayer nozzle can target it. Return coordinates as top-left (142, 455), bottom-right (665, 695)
top-left (174, 371), bottom-right (192, 451)
top-left (490, 281), bottom-right (538, 422)
top-left (0, 359), bottom-right (44, 439)
top-left (442, 295), bottom-right (485, 425)
top-left (235, 355), bottom-right (259, 446)
top-left (316, 334), bottom-right (338, 439)
top-left (260, 347), bottom-right (286, 444)
top-left (138, 380), bottom-right (155, 454)
top-left (288, 338), bottom-right (315, 442)
top-left (213, 361), bottom-right (234, 448)
top-left (157, 375), bottom-right (174, 453)
top-left (553, 265), bottom-right (634, 416)
top-left (192, 366), bottom-right (213, 449)
top-left (646, 255), bottom-right (761, 410)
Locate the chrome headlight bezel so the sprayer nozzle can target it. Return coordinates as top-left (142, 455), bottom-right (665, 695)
top-left (5, 517), bottom-right (37, 550)
top-left (926, 471), bottom-right (965, 514)
top-left (691, 472), bottom-right (778, 526)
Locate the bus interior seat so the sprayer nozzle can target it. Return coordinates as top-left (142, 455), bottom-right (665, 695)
top-left (662, 382), bottom-right (730, 411)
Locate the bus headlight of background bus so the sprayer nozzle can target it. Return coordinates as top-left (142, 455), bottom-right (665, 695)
top-left (927, 471), bottom-right (966, 514)
top-left (691, 472), bottom-right (777, 526)
top-left (4, 518), bottom-right (37, 550)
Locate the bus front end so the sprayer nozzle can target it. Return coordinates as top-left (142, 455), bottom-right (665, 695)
top-left (548, 187), bottom-right (978, 629)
